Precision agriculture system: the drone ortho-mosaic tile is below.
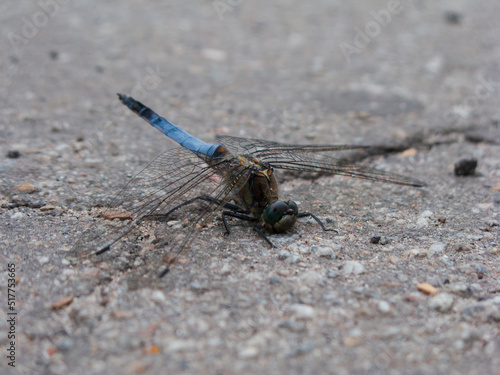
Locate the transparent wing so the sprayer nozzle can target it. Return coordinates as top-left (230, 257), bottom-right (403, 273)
top-left (265, 151), bottom-right (425, 187)
top-left (215, 135), bottom-right (368, 158)
top-left (215, 135), bottom-right (424, 187)
top-left (70, 147), bottom-right (251, 262)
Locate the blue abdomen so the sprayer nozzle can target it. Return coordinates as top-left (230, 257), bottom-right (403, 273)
top-left (118, 94), bottom-right (221, 157)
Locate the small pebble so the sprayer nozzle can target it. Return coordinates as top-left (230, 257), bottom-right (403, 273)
top-left (387, 255), bottom-right (400, 264)
top-left (83, 158), bottom-right (104, 168)
top-left (456, 244), bottom-right (471, 252)
top-left (280, 251), bottom-right (298, 264)
top-left (10, 212), bottom-right (24, 220)
top-left (269, 276), bottom-right (281, 285)
top-left (465, 133), bottom-right (483, 143)
top-left (279, 250), bottom-right (291, 260)
top-left (51, 296), bottom-right (74, 310)
top-left (408, 248), bottom-right (430, 258)
top-left (416, 217), bottom-right (429, 228)
top-left (343, 261), bottom-right (364, 275)
top-left (56, 338), bottom-right (74, 352)
top-left (189, 283), bottom-right (209, 293)
top-left (429, 242), bottom-right (447, 254)
top-left (467, 234), bottom-right (483, 241)
top-left (14, 182), bottom-right (39, 194)
top-left (219, 263), bottom-right (231, 276)
top-left (401, 148), bottom-right (417, 157)
top-left (449, 283), bottom-right (473, 298)
top-left (315, 246), bottom-right (335, 259)
top-left (278, 320), bottom-right (306, 332)
top-left (428, 293), bottom-right (454, 312)
top-left (326, 269), bottom-right (340, 279)
top-left (487, 307), bottom-right (500, 322)
top-left (288, 344), bottom-right (314, 357)
top-left (150, 290), bottom-right (167, 304)
top-left (101, 210), bottom-right (133, 221)
top-left (288, 304), bottom-right (315, 320)
top-left (417, 282), bottom-right (438, 295)
top-left (7, 150), bottom-right (21, 158)
top-left (416, 210), bottom-right (433, 227)
top-left (461, 303), bottom-right (485, 316)
top-left (444, 10), bottom-right (462, 25)
top-left (162, 254), bottom-right (177, 265)
top-left (277, 269), bottom-right (290, 277)
top-left (474, 264), bottom-right (489, 278)
top-left (238, 346), bottom-right (259, 359)
top-left (112, 310), bottom-right (134, 320)
top-left (38, 256), bottom-right (50, 265)
top-left (419, 210), bottom-right (433, 218)
top-left (377, 300), bottom-right (391, 313)
top-left (486, 219), bottom-right (499, 227)
top-left (454, 158), bottom-right (477, 176)
top-left (379, 236), bottom-right (390, 245)
top-left (201, 48), bottom-right (227, 62)
top-left (343, 328), bottom-right (363, 347)
top-left (300, 271), bottom-right (324, 287)
top-left (40, 204), bottom-right (56, 211)
top-left (370, 236), bottom-right (381, 244)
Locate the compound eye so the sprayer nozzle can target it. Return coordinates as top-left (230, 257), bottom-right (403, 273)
top-left (287, 200), bottom-right (298, 215)
top-left (263, 200), bottom-right (299, 233)
top-left (263, 201), bottom-right (289, 225)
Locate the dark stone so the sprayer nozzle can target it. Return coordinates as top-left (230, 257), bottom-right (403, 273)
top-left (7, 150), bottom-right (21, 158)
top-left (444, 11), bottom-right (462, 25)
top-left (454, 159), bottom-right (477, 176)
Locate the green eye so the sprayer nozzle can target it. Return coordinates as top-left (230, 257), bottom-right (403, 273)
top-left (264, 201), bottom-right (288, 225)
top-left (263, 200), bottom-right (298, 232)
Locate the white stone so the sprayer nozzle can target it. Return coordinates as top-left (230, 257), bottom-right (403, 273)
top-left (288, 304), bottom-right (315, 320)
top-left (378, 300), bottom-right (391, 313)
top-left (429, 293), bottom-right (454, 312)
top-left (150, 290), bottom-right (167, 304)
top-left (429, 242), bottom-right (447, 254)
top-left (343, 261), bottom-right (365, 275)
top-left (38, 256), bottom-right (50, 265)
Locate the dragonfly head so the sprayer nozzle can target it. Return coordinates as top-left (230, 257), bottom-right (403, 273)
top-left (263, 200), bottom-right (298, 233)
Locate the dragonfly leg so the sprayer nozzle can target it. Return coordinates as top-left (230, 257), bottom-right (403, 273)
top-left (297, 212), bottom-right (339, 233)
top-left (158, 267), bottom-right (170, 278)
top-left (221, 212), bottom-right (275, 247)
top-left (253, 225), bottom-right (275, 247)
top-left (221, 211), bottom-right (258, 234)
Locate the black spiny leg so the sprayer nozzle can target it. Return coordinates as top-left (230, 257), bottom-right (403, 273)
top-left (253, 225), bottom-right (275, 247)
top-left (156, 195), bottom-right (257, 237)
top-left (221, 211), bottom-right (257, 234)
top-left (298, 212), bottom-right (339, 233)
top-left (221, 211), bottom-right (275, 247)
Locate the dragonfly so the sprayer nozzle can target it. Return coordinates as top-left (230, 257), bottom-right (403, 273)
top-left (72, 94), bottom-right (425, 277)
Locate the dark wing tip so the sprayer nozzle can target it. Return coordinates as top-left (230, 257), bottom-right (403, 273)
top-left (117, 93), bottom-right (128, 102)
top-left (158, 267), bottom-right (170, 278)
top-left (95, 244), bottom-right (110, 256)
top-left (410, 180), bottom-right (427, 188)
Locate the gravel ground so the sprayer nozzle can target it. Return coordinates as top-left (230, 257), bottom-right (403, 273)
top-left (1, 1), bottom-right (499, 374)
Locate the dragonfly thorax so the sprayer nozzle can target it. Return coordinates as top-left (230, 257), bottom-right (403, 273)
top-left (237, 159), bottom-right (280, 212)
top-left (263, 200), bottom-right (299, 233)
